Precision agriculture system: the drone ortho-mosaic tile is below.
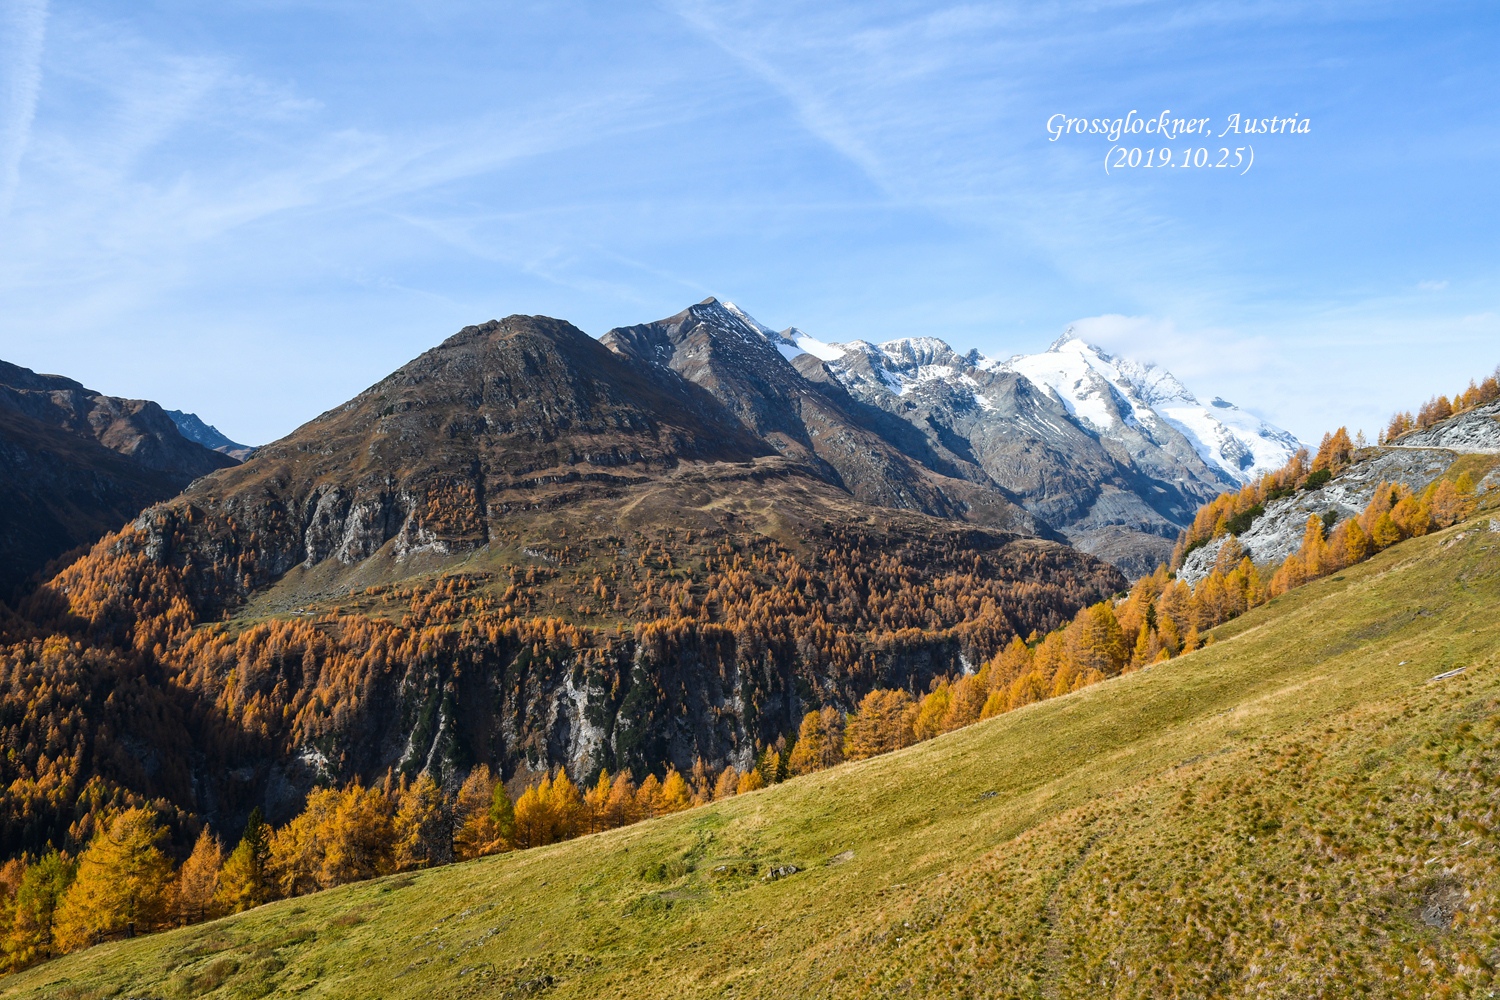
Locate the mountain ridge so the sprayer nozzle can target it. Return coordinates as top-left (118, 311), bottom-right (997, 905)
top-left (0, 359), bottom-right (240, 597)
top-left (165, 409), bottom-right (254, 461)
top-left (600, 299), bottom-right (1044, 536)
top-left (725, 303), bottom-right (1300, 575)
top-left (1, 312), bottom-right (1121, 852)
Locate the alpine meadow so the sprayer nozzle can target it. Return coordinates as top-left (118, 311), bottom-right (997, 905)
top-left (2, 4), bottom-right (1498, 997)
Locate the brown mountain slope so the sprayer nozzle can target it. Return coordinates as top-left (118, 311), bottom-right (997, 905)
top-left (0, 362), bottom-right (239, 598)
top-left (127, 314), bottom-right (781, 613)
top-left (0, 406), bottom-right (189, 598)
top-left (0, 313), bottom-right (1124, 852)
top-left (0, 361), bottom-right (236, 479)
top-left (602, 299), bottom-right (1044, 535)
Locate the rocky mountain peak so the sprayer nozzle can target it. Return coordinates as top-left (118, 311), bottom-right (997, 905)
top-left (1045, 327), bottom-right (1093, 354)
top-left (601, 302), bottom-right (1024, 526)
top-left (674, 304), bottom-right (1304, 574)
top-left (166, 409), bottom-right (253, 460)
top-left (874, 337), bottom-right (965, 370)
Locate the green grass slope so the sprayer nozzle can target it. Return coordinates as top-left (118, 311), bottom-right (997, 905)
top-left (10, 516), bottom-right (1500, 999)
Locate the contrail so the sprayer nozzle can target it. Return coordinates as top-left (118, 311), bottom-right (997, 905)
top-left (0, 0), bottom-right (48, 216)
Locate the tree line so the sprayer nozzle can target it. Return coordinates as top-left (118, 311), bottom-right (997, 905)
top-left (1381, 366), bottom-right (1500, 443)
top-left (0, 518), bottom-right (1119, 874)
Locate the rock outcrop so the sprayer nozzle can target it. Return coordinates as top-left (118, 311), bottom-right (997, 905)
top-left (1177, 402), bottom-right (1500, 587)
top-left (1391, 400), bottom-right (1500, 453)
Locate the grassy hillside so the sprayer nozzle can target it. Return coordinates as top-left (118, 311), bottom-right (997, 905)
top-left (8, 514), bottom-right (1500, 999)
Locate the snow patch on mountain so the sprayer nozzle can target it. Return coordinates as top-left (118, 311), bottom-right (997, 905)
top-left (718, 300), bottom-right (775, 337)
top-left (1004, 338), bottom-right (1148, 435)
top-left (999, 332), bottom-right (1301, 484)
top-left (780, 327), bottom-right (846, 362)
top-left (706, 298), bottom-right (1303, 488)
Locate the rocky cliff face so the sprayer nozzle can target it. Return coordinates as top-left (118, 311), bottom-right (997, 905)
top-left (1391, 400), bottom-right (1500, 453)
top-left (1178, 403), bottom-right (1500, 585)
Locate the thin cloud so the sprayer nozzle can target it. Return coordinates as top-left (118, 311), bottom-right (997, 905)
top-left (1067, 313), bottom-right (1283, 383)
top-left (0, 0), bottom-right (47, 215)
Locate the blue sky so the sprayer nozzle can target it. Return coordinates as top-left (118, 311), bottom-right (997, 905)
top-left (0, 1), bottom-right (1496, 446)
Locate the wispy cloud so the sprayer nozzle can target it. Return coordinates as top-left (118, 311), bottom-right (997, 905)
top-left (0, 10), bottom-right (699, 302)
top-left (0, 0), bottom-right (47, 214)
top-left (662, 0), bottom-right (1292, 312)
top-left (0, 1), bottom-right (1492, 447)
top-left (1067, 313), bottom-right (1284, 384)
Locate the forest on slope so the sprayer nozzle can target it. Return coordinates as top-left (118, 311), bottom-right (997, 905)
top-left (0, 316), bottom-right (1145, 970)
top-left (3, 447), bottom-right (1497, 998)
top-left (0, 359), bottom-right (1493, 974)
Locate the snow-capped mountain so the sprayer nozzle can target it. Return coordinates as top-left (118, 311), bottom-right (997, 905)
top-left (759, 320), bottom-right (1299, 486)
top-left (999, 332), bottom-right (1301, 484)
top-left (605, 299), bottom-right (1303, 576)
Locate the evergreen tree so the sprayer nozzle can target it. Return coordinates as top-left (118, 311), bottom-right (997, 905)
top-left (490, 780), bottom-right (517, 849)
top-left (2, 851), bottom-right (75, 968)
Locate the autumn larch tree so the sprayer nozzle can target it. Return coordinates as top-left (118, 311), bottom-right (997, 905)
top-left (788, 707), bottom-right (846, 776)
top-left (54, 807), bottom-right (174, 951)
top-left (394, 772), bottom-right (450, 870)
top-left (171, 828), bottom-right (223, 926)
